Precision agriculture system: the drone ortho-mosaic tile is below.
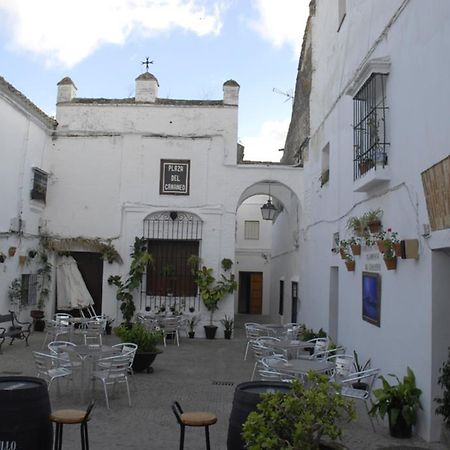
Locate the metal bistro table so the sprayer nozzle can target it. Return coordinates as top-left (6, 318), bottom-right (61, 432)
top-left (63, 344), bottom-right (120, 403)
top-left (267, 358), bottom-right (335, 379)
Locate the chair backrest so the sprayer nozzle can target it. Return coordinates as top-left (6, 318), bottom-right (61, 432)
top-left (340, 368), bottom-right (380, 395)
top-left (314, 345), bottom-right (345, 360)
top-left (84, 400), bottom-right (95, 423)
top-left (33, 351), bottom-right (70, 377)
top-left (245, 323), bottom-right (267, 340)
top-left (97, 354), bottom-right (130, 379)
top-left (113, 343), bottom-right (138, 367)
top-left (162, 318), bottom-right (179, 332)
top-left (54, 313), bottom-right (72, 326)
top-left (327, 354), bottom-right (354, 379)
top-left (171, 401), bottom-right (184, 425)
top-left (48, 341), bottom-right (76, 360)
top-left (258, 368), bottom-right (283, 381)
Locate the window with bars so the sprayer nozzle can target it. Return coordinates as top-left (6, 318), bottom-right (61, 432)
top-left (146, 240), bottom-right (199, 297)
top-left (31, 168), bottom-right (48, 203)
top-left (21, 274), bottom-right (38, 306)
top-left (244, 221), bottom-right (260, 240)
top-left (353, 73), bottom-right (389, 180)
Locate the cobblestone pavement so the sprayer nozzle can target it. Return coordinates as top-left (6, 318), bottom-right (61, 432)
top-left (0, 322), bottom-right (448, 450)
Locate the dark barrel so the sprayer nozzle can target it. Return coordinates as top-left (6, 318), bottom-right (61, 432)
top-left (0, 376), bottom-right (53, 450)
top-left (227, 381), bottom-right (291, 450)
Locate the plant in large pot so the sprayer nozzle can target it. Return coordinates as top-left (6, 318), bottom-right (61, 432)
top-left (242, 373), bottom-right (355, 450)
top-left (435, 347), bottom-right (450, 437)
top-left (362, 208), bottom-right (383, 234)
top-left (114, 323), bottom-right (163, 373)
top-left (369, 367), bottom-right (422, 438)
top-left (188, 256), bottom-right (237, 339)
top-left (108, 237), bottom-right (153, 325)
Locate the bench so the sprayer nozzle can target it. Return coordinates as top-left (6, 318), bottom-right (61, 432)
top-left (0, 311), bottom-right (31, 353)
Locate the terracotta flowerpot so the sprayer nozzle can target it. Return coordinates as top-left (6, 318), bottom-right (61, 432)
top-left (8, 247), bottom-right (17, 257)
top-left (345, 260), bottom-right (355, 272)
top-left (394, 242), bottom-right (402, 257)
top-left (339, 249), bottom-right (347, 259)
top-left (384, 257), bottom-right (397, 270)
top-left (376, 240), bottom-right (386, 253)
top-left (368, 222), bottom-right (382, 234)
top-left (19, 255), bottom-right (27, 266)
top-left (350, 244), bottom-right (361, 256)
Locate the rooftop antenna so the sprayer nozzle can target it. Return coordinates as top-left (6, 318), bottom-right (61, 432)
top-left (141, 57), bottom-right (154, 72)
top-left (273, 87), bottom-right (294, 103)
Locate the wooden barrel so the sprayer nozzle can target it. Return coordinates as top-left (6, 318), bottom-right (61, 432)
top-left (227, 381), bottom-right (291, 450)
top-left (0, 377), bottom-right (53, 450)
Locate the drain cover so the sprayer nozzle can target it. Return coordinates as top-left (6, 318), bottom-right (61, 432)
top-left (212, 380), bottom-right (235, 386)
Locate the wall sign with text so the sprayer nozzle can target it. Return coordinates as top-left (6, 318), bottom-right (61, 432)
top-left (160, 159), bottom-right (190, 195)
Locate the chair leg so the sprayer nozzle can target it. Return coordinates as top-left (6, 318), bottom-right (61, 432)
top-left (81, 422), bottom-right (89, 450)
top-left (244, 341), bottom-right (249, 360)
top-left (54, 423), bottom-right (63, 450)
top-left (205, 425), bottom-right (211, 450)
top-left (365, 400), bottom-right (376, 432)
top-left (102, 381), bottom-right (110, 409)
top-left (125, 379), bottom-right (132, 407)
top-left (179, 424), bottom-right (185, 450)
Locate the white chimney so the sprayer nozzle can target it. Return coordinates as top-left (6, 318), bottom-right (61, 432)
top-left (57, 77), bottom-right (77, 103)
top-left (135, 72), bottom-right (159, 102)
top-left (223, 79), bottom-right (240, 105)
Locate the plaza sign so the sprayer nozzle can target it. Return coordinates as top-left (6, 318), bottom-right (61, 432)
top-left (160, 159), bottom-right (190, 195)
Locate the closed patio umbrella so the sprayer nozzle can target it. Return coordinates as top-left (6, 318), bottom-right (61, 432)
top-left (56, 256), bottom-right (94, 310)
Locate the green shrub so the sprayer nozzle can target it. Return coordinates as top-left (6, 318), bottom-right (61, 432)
top-left (114, 323), bottom-right (163, 353)
top-left (436, 348), bottom-right (450, 427)
top-left (242, 373), bottom-right (355, 450)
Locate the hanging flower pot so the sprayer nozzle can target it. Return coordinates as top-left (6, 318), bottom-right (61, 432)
top-left (394, 242), bottom-right (402, 257)
top-left (350, 244), bottom-right (361, 256)
top-left (0, 253), bottom-right (5, 263)
top-left (377, 240), bottom-right (387, 253)
top-left (384, 257), bottom-right (397, 271)
top-left (19, 255), bottom-right (27, 266)
top-left (339, 249), bottom-right (347, 259)
top-left (345, 260), bottom-right (355, 272)
top-left (368, 221), bottom-right (382, 234)
top-left (8, 247), bottom-right (17, 257)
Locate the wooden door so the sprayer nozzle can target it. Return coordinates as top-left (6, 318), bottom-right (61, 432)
top-left (70, 252), bottom-right (104, 315)
top-left (249, 273), bottom-right (263, 314)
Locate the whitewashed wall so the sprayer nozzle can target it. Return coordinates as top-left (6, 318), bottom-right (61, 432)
top-left (296, 0), bottom-right (450, 441)
top-left (0, 86), bottom-right (54, 319)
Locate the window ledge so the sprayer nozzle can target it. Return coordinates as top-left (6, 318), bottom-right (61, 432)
top-left (353, 165), bottom-right (391, 192)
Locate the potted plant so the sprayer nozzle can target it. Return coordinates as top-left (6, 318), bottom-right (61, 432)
top-left (344, 255), bottom-right (355, 272)
top-left (8, 246), bottom-right (17, 257)
top-left (352, 351), bottom-right (371, 389)
top-left (348, 237), bottom-right (361, 256)
top-left (338, 240), bottom-right (349, 260)
top-left (8, 278), bottom-right (24, 311)
top-left (346, 216), bottom-right (365, 237)
top-left (242, 373), bottom-right (355, 449)
top-left (114, 323), bottom-right (163, 373)
top-left (30, 249), bottom-right (52, 331)
top-left (358, 158), bottom-right (374, 176)
top-left (188, 256), bottom-right (237, 339)
top-left (187, 316), bottom-right (200, 338)
top-left (382, 240), bottom-right (397, 270)
top-left (220, 315), bottom-right (234, 339)
top-left (369, 367), bottom-right (422, 438)
top-left (362, 208), bottom-right (383, 234)
top-left (0, 252), bottom-right (5, 263)
top-left (28, 249), bottom-right (38, 259)
top-left (435, 347), bottom-right (450, 439)
top-left (108, 237), bottom-right (153, 325)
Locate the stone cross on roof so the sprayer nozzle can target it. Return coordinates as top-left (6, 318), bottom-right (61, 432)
top-left (141, 57), bottom-right (153, 72)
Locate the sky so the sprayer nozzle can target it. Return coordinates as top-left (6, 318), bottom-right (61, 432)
top-left (0, 0), bottom-right (309, 162)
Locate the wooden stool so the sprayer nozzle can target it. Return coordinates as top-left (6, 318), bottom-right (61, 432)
top-left (50, 401), bottom-right (94, 450)
top-left (171, 401), bottom-right (217, 450)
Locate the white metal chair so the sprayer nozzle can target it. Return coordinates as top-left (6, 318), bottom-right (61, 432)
top-left (250, 341), bottom-right (283, 381)
top-left (48, 341), bottom-right (82, 369)
top-left (33, 351), bottom-right (73, 393)
top-left (41, 320), bottom-right (71, 349)
top-left (244, 323), bottom-right (268, 360)
top-left (54, 313), bottom-right (73, 326)
top-left (326, 354), bottom-right (355, 380)
top-left (75, 320), bottom-right (104, 346)
top-left (112, 343), bottom-right (138, 375)
top-left (313, 345), bottom-right (346, 360)
top-left (92, 354), bottom-right (132, 409)
top-left (161, 318), bottom-right (180, 346)
top-left (338, 368), bottom-right (381, 432)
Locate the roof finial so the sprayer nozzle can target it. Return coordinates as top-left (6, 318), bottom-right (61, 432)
top-left (141, 57), bottom-right (153, 72)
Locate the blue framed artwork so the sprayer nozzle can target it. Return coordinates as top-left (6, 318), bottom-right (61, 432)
top-left (362, 272), bottom-right (381, 327)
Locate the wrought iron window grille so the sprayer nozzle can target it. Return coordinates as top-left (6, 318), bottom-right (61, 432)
top-left (352, 73), bottom-right (390, 180)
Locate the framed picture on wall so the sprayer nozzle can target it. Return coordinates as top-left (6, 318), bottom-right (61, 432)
top-left (362, 272), bottom-right (381, 327)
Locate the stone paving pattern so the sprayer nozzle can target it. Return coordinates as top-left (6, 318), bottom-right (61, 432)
top-left (0, 319), bottom-right (448, 450)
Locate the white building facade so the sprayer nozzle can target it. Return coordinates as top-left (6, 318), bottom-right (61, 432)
top-left (282, 0), bottom-right (450, 441)
top-left (0, 72), bottom-right (303, 336)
